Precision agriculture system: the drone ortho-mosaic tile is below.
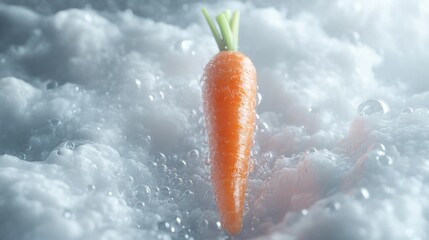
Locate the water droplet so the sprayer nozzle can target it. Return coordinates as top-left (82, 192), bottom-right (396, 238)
top-left (257, 92), bottom-right (262, 106)
top-left (128, 176), bottom-right (134, 183)
top-left (63, 209), bottom-right (72, 219)
top-left (300, 209), bottom-right (308, 216)
top-left (198, 219), bottom-right (209, 229)
top-left (372, 143), bottom-right (386, 157)
top-left (356, 187), bottom-right (370, 200)
top-left (135, 79), bottom-right (142, 88)
top-left (401, 107), bottom-right (414, 114)
top-left (175, 217), bottom-right (182, 225)
top-left (74, 86), bottom-right (80, 92)
top-left (88, 184), bottom-right (96, 192)
top-left (56, 148), bottom-right (65, 156)
top-left (172, 177), bottom-right (183, 187)
top-left (205, 158), bottom-right (211, 165)
top-left (357, 99), bottom-right (390, 116)
top-left (182, 190), bottom-right (194, 199)
top-left (378, 155), bottom-right (394, 166)
top-left (215, 221), bottom-right (221, 230)
top-left (18, 153), bottom-right (26, 160)
top-left (184, 180), bottom-right (193, 189)
top-left (177, 160), bottom-right (187, 169)
top-left (49, 119), bottom-right (61, 126)
top-left (258, 121), bottom-right (270, 133)
top-left (107, 191), bottom-right (113, 196)
top-left (158, 221), bottom-right (171, 232)
top-left (135, 201), bottom-right (146, 209)
top-left (306, 147), bottom-right (318, 154)
top-left (133, 185), bottom-right (151, 200)
top-left (65, 141), bottom-right (75, 150)
top-left (154, 153), bottom-right (167, 166)
top-left (158, 164), bottom-right (169, 174)
top-left (159, 91), bottom-right (165, 100)
top-left (113, 171), bottom-right (121, 177)
top-left (180, 40), bottom-right (194, 52)
top-left (187, 149), bottom-right (200, 161)
top-left (325, 201), bottom-right (341, 212)
top-left (148, 95), bottom-right (154, 101)
top-left (159, 186), bottom-right (171, 197)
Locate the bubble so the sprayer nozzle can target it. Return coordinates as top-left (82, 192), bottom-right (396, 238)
top-left (325, 201), bottom-right (341, 212)
top-left (378, 155), bottom-right (394, 166)
top-left (129, 176), bottom-right (134, 183)
top-left (258, 121), bottom-right (270, 133)
top-left (133, 185), bottom-right (152, 201)
top-left (49, 119), bottom-right (61, 126)
top-left (175, 217), bottom-right (182, 225)
top-left (401, 107), bottom-right (414, 114)
top-left (107, 191), bottom-right (113, 196)
top-left (215, 221), bottom-right (222, 230)
top-left (356, 187), bottom-right (370, 200)
top-left (187, 149), bottom-right (200, 161)
top-left (180, 40), bottom-right (194, 52)
top-left (18, 153), bottom-right (26, 160)
top-left (135, 201), bottom-right (146, 209)
top-left (134, 79), bottom-right (142, 88)
top-left (357, 99), bottom-right (390, 116)
top-left (257, 92), bottom-right (262, 106)
top-left (154, 153), bottom-right (167, 165)
top-left (65, 141), bottom-right (75, 150)
top-left (300, 209), bottom-right (309, 216)
top-left (172, 177), bottom-right (183, 187)
top-left (158, 221), bottom-right (171, 232)
top-left (205, 158), bottom-right (211, 165)
top-left (198, 219), bottom-right (209, 230)
top-left (88, 184), bottom-right (96, 192)
top-left (159, 91), bottom-right (165, 100)
top-left (177, 160), bottom-right (187, 169)
top-left (148, 95), bottom-right (154, 102)
top-left (143, 135), bottom-right (152, 145)
top-left (63, 209), bottom-right (72, 219)
top-left (182, 190), bottom-right (194, 198)
top-left (184, 180), bottom-right (193, 189)
top-left (159, 186), bottom-right (171, 197)
top-left (306, 147), bottom-right (318, 154)
top-left (372, 143), bottom-right (386, 157)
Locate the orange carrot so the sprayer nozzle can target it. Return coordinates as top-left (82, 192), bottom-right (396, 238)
top-left (201, 8), bottom-right (257, 235)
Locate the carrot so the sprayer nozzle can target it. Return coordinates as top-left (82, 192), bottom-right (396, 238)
top-left (201, 8), bottom-right (257, 235)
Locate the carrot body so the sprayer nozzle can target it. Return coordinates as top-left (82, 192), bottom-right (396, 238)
top-left (203, 51), bottom-right (257, 235)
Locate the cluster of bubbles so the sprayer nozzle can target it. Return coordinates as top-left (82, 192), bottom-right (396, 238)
top-left (130, 148), bottom-right (226, 239)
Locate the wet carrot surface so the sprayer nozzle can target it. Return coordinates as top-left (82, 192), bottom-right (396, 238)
top-left (201, 8), bottom-right (257, 235)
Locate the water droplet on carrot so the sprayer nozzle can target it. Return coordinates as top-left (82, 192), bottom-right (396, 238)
top-left (257, 92), bottom-right (262, 106)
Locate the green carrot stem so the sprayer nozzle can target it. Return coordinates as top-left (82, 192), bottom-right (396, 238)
top-left (202, 8), bottom-right (225, 51)
top-left (230, 11), bottom-right (240, 51)
top-left (202, 8), bottom-right (240, 52)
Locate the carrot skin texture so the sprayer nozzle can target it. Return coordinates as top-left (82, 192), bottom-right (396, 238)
top-left (203, 51), bottom-right (257, 235)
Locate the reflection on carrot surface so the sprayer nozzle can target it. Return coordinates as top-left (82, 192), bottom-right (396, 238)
top-left (253, 117), bottom-right (379, 232)
top-left (254, 152), bottom-right (322, 225)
